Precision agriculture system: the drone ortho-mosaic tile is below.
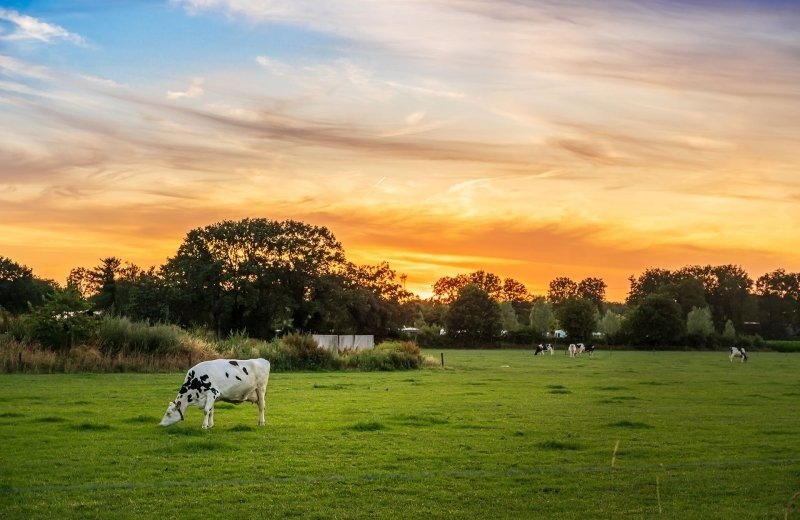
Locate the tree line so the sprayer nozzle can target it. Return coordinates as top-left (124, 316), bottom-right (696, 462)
top-left (1, 217), bottom-right (799, 348)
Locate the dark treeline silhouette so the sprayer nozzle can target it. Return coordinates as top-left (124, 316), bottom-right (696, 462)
top-left (2, 218), bottom-right (799, 347)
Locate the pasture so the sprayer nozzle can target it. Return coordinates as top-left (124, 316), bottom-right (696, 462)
top-left (0, 350), bottom-right (798, 519)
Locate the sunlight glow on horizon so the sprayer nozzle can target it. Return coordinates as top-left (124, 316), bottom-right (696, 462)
top-left (1, 1), bottom-right (799, 303)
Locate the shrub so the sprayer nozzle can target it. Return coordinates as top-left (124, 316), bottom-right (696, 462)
top-left (96, 316), bottom-right (185, 355)
top-left (344, 341), bottom-right (422, 371)
top-left (274, 333), bottom-right (338, 371)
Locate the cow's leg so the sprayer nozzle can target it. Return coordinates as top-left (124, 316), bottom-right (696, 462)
top-left (202, 392), bottom-right (217, 429)
top-left (258, 374), bottom-right (270, 426)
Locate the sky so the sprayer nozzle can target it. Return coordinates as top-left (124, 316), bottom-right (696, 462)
top-left (1, 0), bottom-right (799, 301)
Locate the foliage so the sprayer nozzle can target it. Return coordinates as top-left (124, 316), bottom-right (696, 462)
top-left (624, 293), bottom-right (684, 348)
top-left (627, 264), bottom-right (753, 332)
top-left (598, 310), bottom-right (622, 341)
top-left (529, 298), bottom-right (556, 338)
top-left (547, 277), bottom-right (579, 307)
top-left (722, 319), bottom-right (736, 343)
top-left (755, 268), bottom-right (800, 339)
top-left (576, 277), bottom-right (607, 311)
top-left (764, 339), bottom-right (800, 352)
top-left (11, 289), bottom-right (98, 351)
top-left (498, 301), bottom-right (520, 332)
top-left (432, 270), bottom-right (530, 305)
top-left (686, 306), bottom-right (714, 338)
top-left (95, 316), bottom-right (188, 356)
top-left (343, 340), bottom-right (423, 370)
top-left (555, 298), bottom-right (598, 342)
top-left (0, 256), bottom-right (56, 314)
top-left (444, 284), bottom-right (502, 344)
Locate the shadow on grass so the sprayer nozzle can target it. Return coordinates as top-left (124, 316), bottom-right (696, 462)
top-left (350, 421), bottom-right (386, 432)
top-left (228, 424), bottom-right (255, 432)
top-left (392, 414), bottom-right (449, 427)
top-left (73, 422), bottom-right (113, 431)
top-left (536, 440), bottom-right (582, 451)
top-left (37, 416), bottom-right (67, 423)
top-left (125, 415), bottom-right (156, 424)
top-left (606, 420), bottom-right (653, 429)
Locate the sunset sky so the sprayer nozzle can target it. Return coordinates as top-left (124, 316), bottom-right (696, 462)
top-left (1, 0), bottom-right (798, 301)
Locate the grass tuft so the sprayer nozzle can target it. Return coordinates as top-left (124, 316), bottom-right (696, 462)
top-left (228, 424), bottom-right (255, 432)
top-left (393, 414), bottom-right (449, 427)
top-left (536, 440), bottom-right (582, 451)
top-left (176, 441), bottom-right (233, 453)
top-left (37, 416), bottom-right (67, 423)
top-left (124, 415), bottom-right (156, 424)
top-left (350, 421), bottom-right (386, 432)
top-left (607, 420), bottom-right (653, 429)
top-left (73, 422), bottom-right (112, 431)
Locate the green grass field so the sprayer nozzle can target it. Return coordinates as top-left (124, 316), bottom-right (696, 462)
top-left (1, 350), bottom-right (798, 519)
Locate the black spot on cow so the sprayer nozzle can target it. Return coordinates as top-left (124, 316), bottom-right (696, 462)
top-left (187, 394), bottom-right (193, 403)
top-left (229, 360), bottom-right (239, 367)
top-left (200, 374), bottom-right (209, 381)
top-left (242, 367), bottom-right (249, 375)
top-left (225, 372), bottom-right (229, 378)
top-left (235, 376), bottom-right (242, 381)
top-left (179, 375), bottom-right (213, 395)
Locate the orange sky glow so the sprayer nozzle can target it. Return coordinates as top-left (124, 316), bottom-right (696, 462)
top-left (2, 1), bottom-right (799, 302)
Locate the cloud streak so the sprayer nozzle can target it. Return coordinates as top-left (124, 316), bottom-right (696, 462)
top-left (1, 1), bottom-right (799, 299)
top-left (0, 7), bottom-right (85, 45)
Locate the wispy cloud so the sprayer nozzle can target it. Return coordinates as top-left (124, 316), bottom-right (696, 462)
top-left (0, 7), bottom-right (85, 45)
top-left (166, 77), bottom-right (204, 100)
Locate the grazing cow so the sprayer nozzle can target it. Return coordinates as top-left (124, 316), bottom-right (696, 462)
top-left (568, 344), bottom-right (578, 358)
top-left (545, 343), bottom-right (554, 355)
top-left (584, 344), bottom-right (596, 357)
top-left (534, 344), bottom-right (547, 356)
top-left (729, 347), bottom-right (748, 363)
top-left (160, 358), bottom-right (270, 429)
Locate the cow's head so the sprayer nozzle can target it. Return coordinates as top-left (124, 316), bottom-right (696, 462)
top-left (159, 400), bottom-right (184, 426)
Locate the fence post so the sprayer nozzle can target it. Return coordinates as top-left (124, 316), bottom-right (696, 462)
top-left (440, 352), bottom-right (445, 367)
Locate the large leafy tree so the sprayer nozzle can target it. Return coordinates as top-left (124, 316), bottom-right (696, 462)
top-left (755, 268), bottom-right (800, 338)
top-left (529, 298), bottom-right (556, 337)
top-left (626, 294), bottom-right (684, 348)
top-left (555, 298), bottom-right (598, 342)
top-left (577, 277), bottom-right (607, 311)
top-left (162, 218), bottom-right (346, 337)
top-left (0, 256), bottom-right (55, 313)
top-left (445, 284), bottom-right (501, 344)
top-left (547, 277), bottom-right (579, 307)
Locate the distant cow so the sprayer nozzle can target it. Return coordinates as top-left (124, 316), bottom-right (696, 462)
top-left (160, 358), bottom-right (271, 429)
top-left (568, 344), bottom-right (578, 358)
top-left (534, 344), bottom-right (555, 356)
top-left (729, 347), bottom-right (748, 363)
top-left (584, 344), bottom-right (596, 357)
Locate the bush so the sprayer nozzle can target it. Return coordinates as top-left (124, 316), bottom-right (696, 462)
top-left (764, 340), bottom-right (800, 352)
top-left (96, 316), bottom-right (185, 355)
top-left (271, 333), bottom-right (338, 371)
top-left (344, 341), bottom-right (422, 371)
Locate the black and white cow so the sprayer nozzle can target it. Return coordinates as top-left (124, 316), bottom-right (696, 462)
top-left (160, 358), bottom-right (270, 429)
top-left (729, 347), bottom-right (748, 363)
top-left (534, 344), bottom-right (547, 356)
top-left (584, 344), bottom-right (596, 357)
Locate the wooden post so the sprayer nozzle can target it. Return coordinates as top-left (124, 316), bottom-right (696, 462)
top-left (440, 352), bottom-right (445, 367)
